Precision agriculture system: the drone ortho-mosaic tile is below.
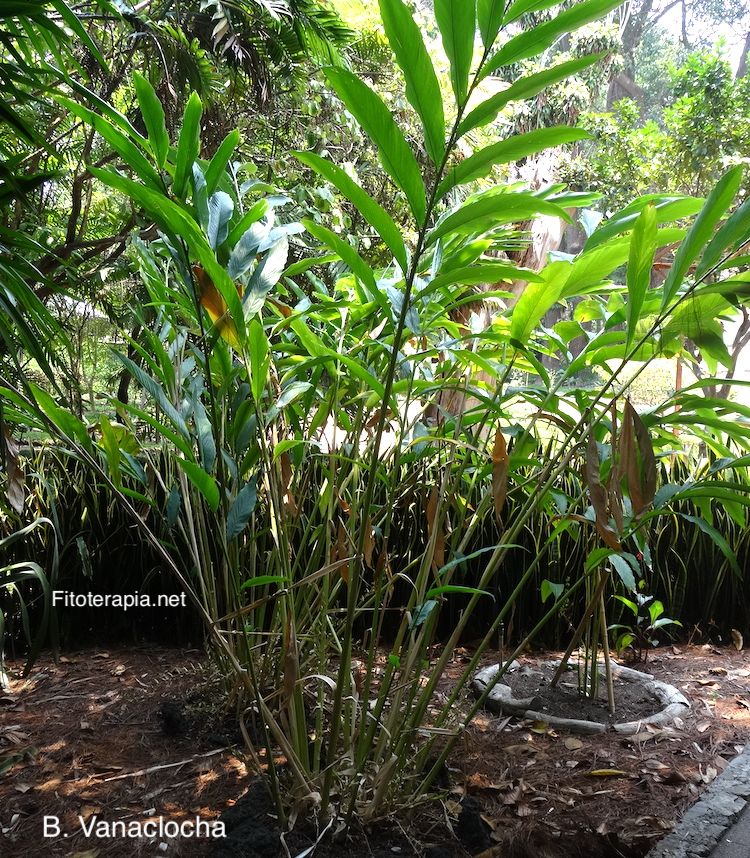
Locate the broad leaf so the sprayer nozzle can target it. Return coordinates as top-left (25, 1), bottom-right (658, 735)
top-left (179, 457), bottom-right (220, 512)
top-left (662, 166), bottom-right (743, 308)
top-left (226, 478), bottom-right (258, 540)
top-left (478, 0), bottom-right (506, 48)
top-left (205, 129), bottom-right (240, 195)
top-left (206, 191), bottom-right (234, 250)
top-left (57, 97), bottom-right (162, 191)
top-left (459, 53), bottom-right (604, 137)
top-left (696, 191), bottom-right (750, 279)
top-left (428, 192), bottom-right (570, 246)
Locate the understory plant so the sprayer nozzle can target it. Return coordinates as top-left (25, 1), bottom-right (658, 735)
top-left (5, 0), bottom-right (750, 830)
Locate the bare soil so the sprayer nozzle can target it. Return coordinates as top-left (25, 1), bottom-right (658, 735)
top-left (0, 644), bottom-right (748, 858)
top-left (501, 660), bottom-right (662, 724)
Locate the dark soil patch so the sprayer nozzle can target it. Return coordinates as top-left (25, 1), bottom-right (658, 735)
top-left (1, 644), bottom-right (749, 857)
top-left (502, 660), bottom-right (661, 724)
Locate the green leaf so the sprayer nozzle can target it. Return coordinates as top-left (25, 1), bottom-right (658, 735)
top-left (324, 67), bottom-right (426, 223)
top-left (541, 579), bottom-right (564, 603)
top-left (481, 0), bottom-right (623, 79)
top-left (434, 0), bottom-right (476, 104)
top-left (294, 150), bottom-right (408, 272)
top-left (133, 72), bottom-right (169, 169)
top-left (425, 584), bottom-right (493, 599)
top-left (509, 260), bottom-right (569, 342)
top-left (56, 97), bottom-right (162, 191)
top-left (696, 193), bottom-right (750, 280)
top-left (227, 198), bottom-right (269, 249)
top-left (625, 204), bottom-right (657, 351)
top-left (248, 317), bottom-right (270, 403)
top-left (611, 554), bottom-right (636, 592)
top-left (438, 126), bottom-right (589, 198)
top-left (206, 191), bottom-right (234, 250)
top-left (244, 237), bottom-right (288, 318)
top-left (89, 166), bottom-right (246, 348)
top-left (173, 92), bottom-right (203, 200)
top-left (302, 219), bottom-right (390, 313)
top-left (662, 166), bottom-right (743, 309)
top-left (240, 575), bottom-right (289, 590)
top-left (428, 192), bottom-right (569, 246)
top-left (179, 457), bottom-right (220, 512)
top-left (459, 53), bottom-right (604, 137)
top-left (503, 0), bottom-right (565, 24)
top-left (680, 513), bottom-right (741, 578)
top-left (410, 599), bottom-right (438, 629)
top-left (205, 129), bottom-right (240, 195)
top-left (585, 196), bottom-right (703, 252)
top-left (226, 478), bottom-right (258, 540)
top-left (30, 384), bottom-right (91, 449)
top-left (379, 0), bottom-right (445, 166)
top-left (113, 352), bottom-right (189, 438)
top-left (478, 0), bottom-right (505, 48)
top-left (48, 0), bottom-right (108, 68)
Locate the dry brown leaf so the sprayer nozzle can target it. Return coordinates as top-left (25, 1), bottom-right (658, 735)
top-left (491, 428), bottom-right (509, 520)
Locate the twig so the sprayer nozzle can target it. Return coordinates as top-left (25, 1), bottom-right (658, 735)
top-left (100, 747), bottom-right (230, 781)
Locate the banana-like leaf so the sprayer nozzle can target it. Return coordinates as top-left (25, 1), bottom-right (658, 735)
top-left (428, 192), bottom-right (570, 246)
top-left (173, 92), bottom-right (202, 200)
top-left (133, 72), bottom-right (169, 169)
top-left (57, 96), bottom-right (162, 190)
top-left (477, 0), bottom-right (505, 48)
top-left (205, 129), bottom-right (240, 196)
top-left (662, 166), bottom-right (743, 309)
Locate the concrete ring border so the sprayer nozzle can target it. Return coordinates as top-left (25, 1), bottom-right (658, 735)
top-left (472, 660), bottom-right (690, 735)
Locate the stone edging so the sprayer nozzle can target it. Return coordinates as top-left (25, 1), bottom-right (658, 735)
top-left (646, 745), bottom-right (750, 858)
top-left (472, 659), bottom-right (689, 735)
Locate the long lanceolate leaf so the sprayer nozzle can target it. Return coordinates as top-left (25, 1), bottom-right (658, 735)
top-left (428, 192), bottom-right (571, 246)
top-left (661, 166), bottom-right (744, 309)
top-left (458, 53), bottom-right (606, 138)
top-left (434, 0), bottom-right (476, 105)
top-left (324, 67), bottom-right (426, 223)
top-left (477, 0), bottom-right (506, 49)
top-left (438, 127), bottom-right (590, 198)
top-left (625, 204), bottom-right (657, 351)
top-left (379, 0), bottom-right (445, 167)
top-left (173, 92), bottom-right (203, 200)
top-left (293, 151), bottom-right (408, 272)
top-left (481, 0), bottom-right (624, 80)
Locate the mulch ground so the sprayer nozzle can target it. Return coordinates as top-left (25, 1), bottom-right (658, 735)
top-left (1, 643), bottom-right (749, 858)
